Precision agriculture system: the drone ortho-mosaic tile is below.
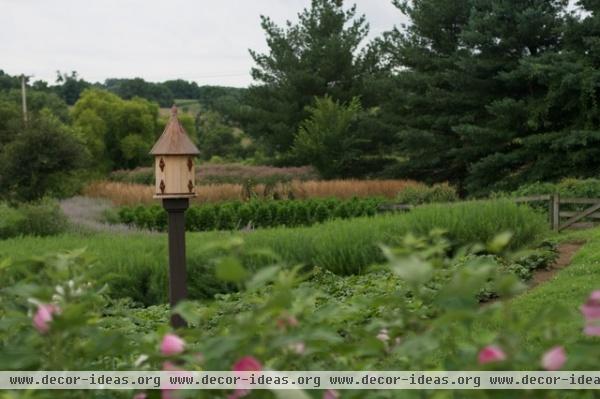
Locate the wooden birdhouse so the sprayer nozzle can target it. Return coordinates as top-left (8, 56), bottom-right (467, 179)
top-left (150, 106), bottom-right (200, 198)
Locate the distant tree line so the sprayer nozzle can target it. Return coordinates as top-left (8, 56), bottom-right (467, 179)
top-left (241, 0), bottom-right (600, 194)
top-left (1, 70), bottom-right (244, 113)
top-left (0, 71), bottom-right (251, 201)
top-left (3, 0), bottom-right (600, 201)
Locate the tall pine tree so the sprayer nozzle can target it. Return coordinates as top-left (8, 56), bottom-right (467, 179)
top-left (383, 0), bottom-right (571, 193)
top-left (242, 0), bottom-right (376, 158)
top-left (380, 0), bottom-right (476, 187)
top-left (459, 0), bottom-right (569, 194)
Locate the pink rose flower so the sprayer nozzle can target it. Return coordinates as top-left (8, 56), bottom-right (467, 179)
top-left (541, 346), bottom-right (567, 371)
top-left (581, 290), bottom-right (600, 321)
top-left (276, 314), bottom-right (299, 330)
top-left (32, 303), bottom-right (60, 334)
top-left (232, 356), bottom-right (262, 372)
top-left (477, 345), bottom-right (506, 365)
top-left (227, 390), bottom-right (249, 399)
top-left (162, 390), bottom-right (175, 399)
top-left (160, 333), bottom-right (185, 356)
top-left (229, 356), bottom-right (262, 399)
top-left (162, 361), bottom-right (180, 371)
top-left (162, 361), bottom-right (190, 397)
top-left (376, 328), bottom-right (390, 343)
top-left (584, 324), bottom-right (600, 336)
top-left (323, 389), bottom-right (340, 399)
top-left (288, 342), bottom-right (305, 355)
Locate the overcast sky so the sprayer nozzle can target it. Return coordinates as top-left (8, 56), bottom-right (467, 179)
top-left (0, 0), bottom-right (405, 87)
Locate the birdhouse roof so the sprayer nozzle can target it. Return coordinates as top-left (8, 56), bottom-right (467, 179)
top-left (150, 106), bottom-right (200, 155)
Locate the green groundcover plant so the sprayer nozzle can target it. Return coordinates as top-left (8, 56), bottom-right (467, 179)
top-left (0, 232), bottom-right (599, 399)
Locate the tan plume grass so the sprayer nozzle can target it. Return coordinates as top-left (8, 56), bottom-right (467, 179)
top-left (83, 179), bottom-right (422, 206)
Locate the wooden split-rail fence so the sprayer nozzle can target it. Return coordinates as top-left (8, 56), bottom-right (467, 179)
top-left (514, 194), bottom-right (600, 232)
top-left (379, 195), bottom-right (600, 232)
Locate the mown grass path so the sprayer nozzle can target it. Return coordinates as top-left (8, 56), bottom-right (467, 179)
top-left (530, 241), bottom-right (585, 288)
top-left (475, 227), bottom-right (600, 355)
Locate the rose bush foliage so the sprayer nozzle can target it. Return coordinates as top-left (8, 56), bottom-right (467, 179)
top-left (0, 233), bottom-right (599, 399)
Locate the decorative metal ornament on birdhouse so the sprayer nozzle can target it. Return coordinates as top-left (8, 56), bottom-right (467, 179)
top-left (150, 106), bottom-right (200, 198)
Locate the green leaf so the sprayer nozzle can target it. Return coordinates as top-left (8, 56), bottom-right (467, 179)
top-left (173, 300), bottom-right (203, 325)
top-left (493, 274), bottom-right (526, 298)
top-left (0, 257), bottom-right (11, 270)
top-left (389, 254), bottom-right (433, 285)
top-left (215, 256), bottom-right (249, 283)
top-left (246, 265), bottom-right (280, 291)
top-left (487, 232), bottom-right (513, 253)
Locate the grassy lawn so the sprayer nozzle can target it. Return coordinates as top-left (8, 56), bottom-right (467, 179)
top-left (472, 227), bottom-right (600, 356)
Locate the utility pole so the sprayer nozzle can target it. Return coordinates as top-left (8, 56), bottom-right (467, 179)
top-left (20, 74), bottom-right (28, 126)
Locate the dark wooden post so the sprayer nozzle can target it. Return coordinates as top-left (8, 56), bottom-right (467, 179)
top-left (548, 194), bottom-right (554, 230)
top-left (163, 198), bottom-right (189, 328)
top-left (551, 193), bottom-right (560, 232)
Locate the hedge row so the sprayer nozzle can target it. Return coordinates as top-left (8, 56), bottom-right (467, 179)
top-left (512, 178), bottom-right (600, 199)
top-left (117, 198), bottom-right (387, 231)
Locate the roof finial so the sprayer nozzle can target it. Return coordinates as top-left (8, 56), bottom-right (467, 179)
top-left (171, 105), bottom-right (178, 117)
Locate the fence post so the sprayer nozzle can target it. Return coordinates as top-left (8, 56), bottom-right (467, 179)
top-left (551, 193), bottom-right (560, 232)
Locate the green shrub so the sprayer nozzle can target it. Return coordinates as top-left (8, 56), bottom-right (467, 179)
top-left (0, 199), bottom-right (68, 239)
top-left (151, 206), bottom-right (167, 230)
top-left (217, 204), bottom-right (236, 230)
top-left (400, 200), bottom-right (546, 249)
top-left (314, 202), bottom-right (329, 223)
top-left (15, 199), bottom-right (68, 237)
top-left (197, 206), bottom-right (217, 231)
top-left (255, 203), bottom-right (272, 228)
top-left (117, 207), bottom-right (135, 224)
top-left (237, 203), bottom-right (253, 227)
top-left (296, 201), bottom-right (311, 225)
top-left (396, 182), bottom-right (458, 205)
top-left (333, 201), bottom-right (350, 218)
top-left (273, 202), bottom-right (288, 226)
top-left (0, 203), bottom-right (26, 239)
top-left (511, 178), bottom-right (600, 215)
top-left (217, 199), bottom-right (544, 278)
top-left (118, 197), bottom-right (389, 232)
top-left (512, 178), bottom-right (600, 198)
